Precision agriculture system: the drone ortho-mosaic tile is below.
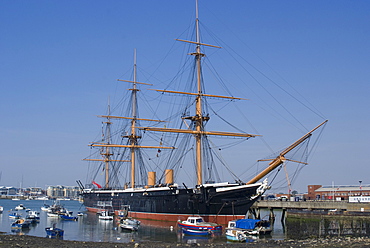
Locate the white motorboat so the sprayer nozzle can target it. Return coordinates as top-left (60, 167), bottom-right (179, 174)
top-left (14, 204), bottom-right (26, 210)
top-left (98, 210), bottom-right (113, 220)
top-left (225, 219), bottom-right (272, 242)
top-left (119, 217), bottom-right (140, 231)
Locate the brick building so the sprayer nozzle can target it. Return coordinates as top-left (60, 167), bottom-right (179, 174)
top-left (306, 184), bottom-right (370, 200)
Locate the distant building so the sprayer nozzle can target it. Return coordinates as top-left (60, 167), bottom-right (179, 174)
top-left (0, 186), bottom-right (17, 196)
top-left (46, 185), bottom-right (80, 199)
top-left (24, 187), bottom-right (45, 197)
top-left (306, 185), bottom-right (322, 200)
top-left (306, 184), bottom-right (370, 200)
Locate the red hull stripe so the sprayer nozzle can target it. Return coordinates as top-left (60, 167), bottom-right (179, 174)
top-left (178, 223), bottom-right (222, 230)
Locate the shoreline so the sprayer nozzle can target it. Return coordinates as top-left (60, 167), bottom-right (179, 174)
top-left (1, 234), bottom-right (370, 247)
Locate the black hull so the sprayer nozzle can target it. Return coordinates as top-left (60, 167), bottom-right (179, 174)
top-left (82, 182), bottom-right (265, 223)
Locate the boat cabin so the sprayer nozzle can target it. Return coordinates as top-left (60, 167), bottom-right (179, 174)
top-left (228, 220), bottom-right (237, 228)
top-left (185, 216), bottom-right (205, 225)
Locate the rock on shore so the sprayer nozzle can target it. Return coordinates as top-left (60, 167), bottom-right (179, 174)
top-left (1, 234), bottom-right (370, 248)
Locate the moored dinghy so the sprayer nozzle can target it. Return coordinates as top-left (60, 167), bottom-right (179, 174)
top-left (177, 216), bottom-right (222, 232)
top-left (41, 204), bottom-right (50, 211)
top-left (9, 212), bottom-right (22, 219)
top-left (60, 211), bottom-right (78, 221)
top-left (225, 218), bottom-right (272, 241)
top-left (26, 210), bottom-right (40, 224)
top-left (98, 210), bottom-right (113, 220)
top-left (14, 204), bottom-right (26, 210)
top-left (119, 222), bottom-right (138, 231)
top-left (11, 218), bottom-right (31, 229)
top-left (45, 224), bottom-right (64, 238)
top-left (182, 228), bottom-right (212, 236)
top-left (119, 217), bottom-right (140, 231)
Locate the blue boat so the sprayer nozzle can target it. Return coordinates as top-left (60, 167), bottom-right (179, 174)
top-left (45, 225), bottom-right (64, 238)
top-left (177, 216), bottom-right (222, 232)
top-left (9, 212), bottom-right (22, 219)
top-left (60, 213), bottom-right (78, 221)
top-left (225, 219), bottom-right (272, 242)
top-left (11, 218), bottom-right (31, 229)
top-left (182, 228), bottom-right (212, 236)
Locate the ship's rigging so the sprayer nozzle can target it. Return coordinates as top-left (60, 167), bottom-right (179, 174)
top-left (82, 0), bottom-right (327, 194)
top-left (78, 1), bottom-right (330, 225)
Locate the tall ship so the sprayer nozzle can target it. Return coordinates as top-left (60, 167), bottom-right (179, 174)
top-left (78, 1), bottom-right (327, 224)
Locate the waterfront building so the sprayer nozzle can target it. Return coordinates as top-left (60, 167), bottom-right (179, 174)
top-left (306, 184), bottom-right (370, 200)
top-left (24, 187), bottom-right (45, 197)
top-left (0, 186), bottom-right (17, 196)
top-left (46, 185), bottom-right (80, 199)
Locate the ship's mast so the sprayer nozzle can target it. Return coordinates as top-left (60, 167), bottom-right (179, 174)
top-left (130, 49), bottom-right (138, 188)
top-left (140, 0), bottom-right (260, 186)
top-left (194, 0), bottom-right (203, 185)
top-left (88, 51), bottom-right (174, 189)
top-left (83, 100), bottom-right (130, 189)
top-left (104, 102), bottom-right (112, 188)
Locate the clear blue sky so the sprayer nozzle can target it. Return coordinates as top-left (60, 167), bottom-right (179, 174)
top-left (1, 1), bottom-right (369, 193)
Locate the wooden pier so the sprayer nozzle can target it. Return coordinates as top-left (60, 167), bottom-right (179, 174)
top-left (250, 200), bottom-right (370, 222)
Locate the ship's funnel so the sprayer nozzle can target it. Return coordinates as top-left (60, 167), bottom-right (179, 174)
top-left (148, 171), bottom-right (156, 187)
top-left (165, 169), bottom-right (173, 184)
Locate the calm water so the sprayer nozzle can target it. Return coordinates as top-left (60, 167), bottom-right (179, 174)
top-left (0, 199), bottom-right (286, 244)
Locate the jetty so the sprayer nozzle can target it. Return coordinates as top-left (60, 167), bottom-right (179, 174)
top-left (251, 200), bottom-right (370, 221)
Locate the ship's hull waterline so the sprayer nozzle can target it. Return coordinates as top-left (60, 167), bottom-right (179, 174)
top-left (82, 181), bottom-right (267, 224)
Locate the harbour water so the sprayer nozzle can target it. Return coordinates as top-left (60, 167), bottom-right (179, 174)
top-left (0, 199), bottom-right (286, 244)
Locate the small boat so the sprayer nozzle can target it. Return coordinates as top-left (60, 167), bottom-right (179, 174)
top-left (60, 212), bottom-right (78, 221)
top-left (11, 218), bottom-right (31, 229)
top-left (225, 229), bottom-right (248, 242)
top-left (9, 212), bottom-right (22, 219)
top-left (56, 198), bottom-right (71, 201)
top-left (121, 217), bottom-right (140, 226)
top-left (41, 204), bottom-right (50, 211)
top-left (119, 223), bottom-right (139, 231)
top-left (45, 224), bottom-right (64, 238)
top-left (47, 202), bottom-right (67, 217)
top-left (60, 214), bottom-right (78, 221)
top-left (119, 217), bottom-right (140, 231)
top-left (225, 219), bottom-right (272, 242)
top-left (36, 196), bottom-right (49, 201)
top-left (182, 228), bottom-right (212, 236)
top-left (25, 210), bottom-right (40, 223)
top-left (48, 202), bottom-right (67, 214)
top-left (177, 216), bottom-right (222, 232)
top-left (14, 204), bottom-right (26, 210)
top-left (0, 206), bottom-right (3, 213)
top-left (47, 212), bottom-right (59, 217)
top-left (77, 212), bottom-right (86, 216)
top-left (98, 210), bottom-right (113, 220)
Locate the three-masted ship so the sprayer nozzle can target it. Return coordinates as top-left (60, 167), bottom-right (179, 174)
top-left (79, 1), bottom-right (327, 224)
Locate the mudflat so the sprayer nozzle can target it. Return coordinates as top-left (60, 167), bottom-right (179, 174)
top-left (1, 234), bottom-right (370, 248)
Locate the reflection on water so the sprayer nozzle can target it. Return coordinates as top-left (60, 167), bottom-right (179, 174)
top-left (178, 230), bottom-right (224, 245)
top-left (0, 199), bottom-right (288, 244)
